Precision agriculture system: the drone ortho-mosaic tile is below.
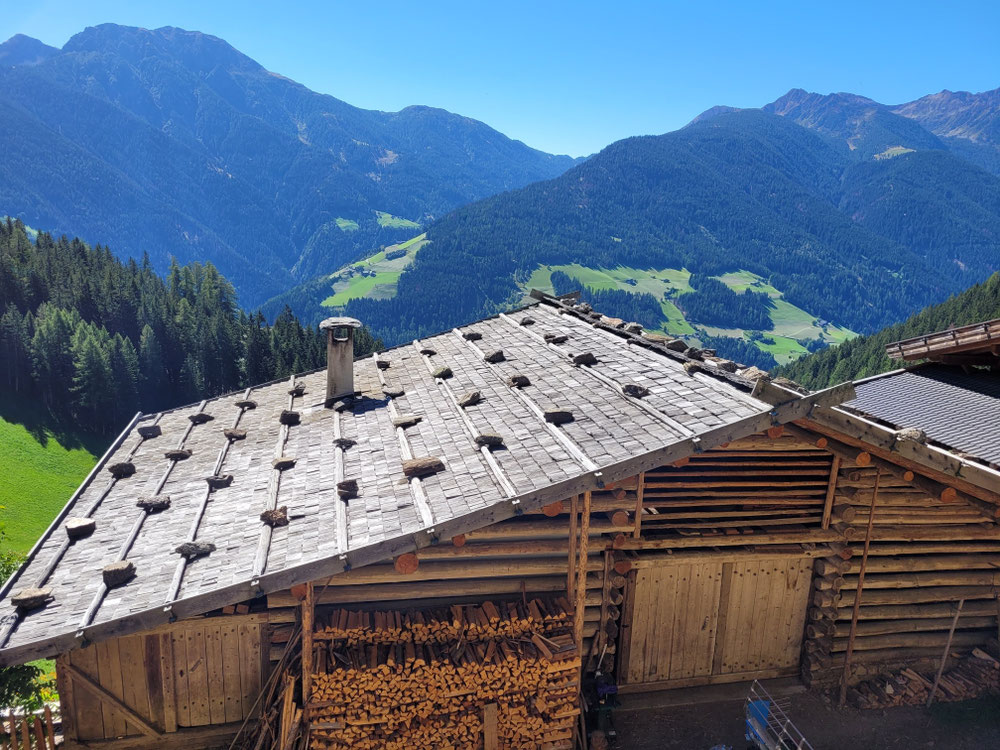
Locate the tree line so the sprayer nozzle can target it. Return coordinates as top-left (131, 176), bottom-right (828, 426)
top-left (0, 219), bottom-right (380, 434)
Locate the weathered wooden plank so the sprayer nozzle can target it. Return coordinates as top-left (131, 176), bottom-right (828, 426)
top-left (711, 563), bottom-right (735, 675)
top-left (184, 628), bottom-right (210, 726)
top-left (117, 636), bottom-right (151, 731)
top-left (204, 624), bottom-right (226, 725)
top-left (142, 636), bottom-right (164, 733)
top-left (61, 664), bottom-right (162, 739)
top-left (159, 634), bottom-right (177, 733)
top-left (96, 639), bottom-right (128, 737)
top-left (220, 621), bottom-right (243, 722)
top-left (238, 624), bottom-right (263, 717)
top-left (170, 632), bottom-right (190, 728)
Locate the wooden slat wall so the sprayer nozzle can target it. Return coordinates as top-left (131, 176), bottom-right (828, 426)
top-left (62, 615), bottom-right (266, 740)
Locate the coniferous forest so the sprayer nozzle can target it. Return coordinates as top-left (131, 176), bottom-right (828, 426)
top-left (0, 220), bottom-right (381, 434)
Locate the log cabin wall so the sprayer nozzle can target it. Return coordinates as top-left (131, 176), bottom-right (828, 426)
top-left (801, 457), bottom-right (1000, 688)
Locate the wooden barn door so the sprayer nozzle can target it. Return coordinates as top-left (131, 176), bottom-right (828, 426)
top-left (58, 614), bottom-right (268, 742)
top-left (621, 557), bottom-right (812, 689)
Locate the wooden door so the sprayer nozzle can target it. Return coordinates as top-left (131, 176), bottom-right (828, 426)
top-left (58, 614), bottom-right (268, 742)
top-left (621, 557), bottom-right (811, 689)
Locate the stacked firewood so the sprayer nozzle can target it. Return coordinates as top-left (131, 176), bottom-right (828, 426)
top-left (309, 599), bottom-right (579, 750)
top-left (314, 598), bottom-right (573, 645)
top-left (848, 649), bottom-right (1000, 709)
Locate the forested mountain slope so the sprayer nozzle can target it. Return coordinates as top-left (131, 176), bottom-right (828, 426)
top-left (0, 219), bottom-right (378, 434)
top-left (338, 108), bottom-right (1000, 349)
top-left (777, 272), bottom-right (1000, 388)
top-left (0, 25), bottom-right (578, 305)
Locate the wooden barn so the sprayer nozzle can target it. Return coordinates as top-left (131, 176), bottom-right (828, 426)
top-left (1, 293), bottom-right (998, 749)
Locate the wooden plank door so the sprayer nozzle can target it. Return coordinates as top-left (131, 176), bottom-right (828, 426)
top-left (622, 556), bottom-right (811, 689)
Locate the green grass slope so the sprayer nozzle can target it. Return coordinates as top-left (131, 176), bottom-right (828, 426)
top-left (0, 399), bottom-right (100, 555)
top-left (321, 233), bottom-right (429, 308)
top-left (778, 272), bottom-right (1000, 389)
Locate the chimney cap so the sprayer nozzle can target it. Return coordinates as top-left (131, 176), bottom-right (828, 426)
top-left (320, 317), bottom-right (362, 331)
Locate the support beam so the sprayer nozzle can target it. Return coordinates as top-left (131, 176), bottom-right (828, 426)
top-left (63, 663), bottom-right (163, 738)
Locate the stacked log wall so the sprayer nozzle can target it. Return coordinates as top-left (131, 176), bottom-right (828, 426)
top-left (801, 460), bottom-right (1000, 687)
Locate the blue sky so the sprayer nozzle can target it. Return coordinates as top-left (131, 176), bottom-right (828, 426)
top-left (5, 0), bottom-right (999, 157)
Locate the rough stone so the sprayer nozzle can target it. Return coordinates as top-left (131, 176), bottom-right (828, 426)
top-left (235, 399), bottom-right (257, 410)
top-left (402, 457), bottom-right (446, 478)
top-left (272, 456), bottom-right (297, 471)
top-left (419, 347), bottom-right (437, 356)
top-left (175, 541), bottom-right (216, 560)
top-left (164, 449), bottom-right (192, 461)
top-left (664, 339), bottom-right (689, 352)
top-left (458, 391), bottom-right (482, 408)
top-left (65, 517), bottom-right (96, 540)
top-left (11, 587), bottom-right (51, 611)
top-left (544, 333), bottom-right (569, 344)
top-left (382, 385), bottom-right (405, 398)
top-left (772, 376), bottom-right (808, 394)
top-left (462, 331), bottom-right (483, 341)
top-left (599, 315), bottom-right (625, 328)
top-left (474, 433), bottom-right (505, 449)
top-left (334, 437), bottom-right (357, 450)
top-left (189, 412), bottom-right (214, 425)
top-left (137, 496), bottom-right (171, 513)
top-left (643, 332), bottom-right (671, 343)
top-left (136, 424), bottom-right (161, 439)
top-left (102, 560), bottom-right (136, 588)
top-left (572, 352), bottom-right (599, 366)
top-left (432, 366), bottom-right (453, 379)
top-left (483, 350), bottom-right (505, 363)
top-left (507, 375), bottom-right (531, 389)
top-left (107, 462), bottom-right (135, 479)
top-left (575, 302), bottom-right (593, 313)
top-left (260, 506), bottom-right (289, 527)
top-left (544, 410), bottom-right (574, 425)
top-left (624, 322), bottom-right (643, 334)
top-left (519, 317), bottom-right (536, 326)
top-left (206, 474), bottom-right (234, 489)
top-left (288, 383), bottom-right (306, 397)
top-left (684, 361), bottom-right (704, 375)
top-left (279, 410), bottom-right (301, 426)
top-left (896, 427), bottom-right (927, 444)
top-left (392, 414), bottom-right (422, 429)
top-left (715, 359), bottom-right (738, 373)
top-left (224, 428), bottom-right (247, 441)
top-left (375, 359), bottom-right (391, 370)
top-left (337, 479), bottom-right (359, 499)
top-left (738, 366), bottom-right (770, 381)
top-left (622, 383), bottom-right (651, 399)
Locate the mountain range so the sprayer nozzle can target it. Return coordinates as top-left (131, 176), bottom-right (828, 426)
top-left (277, 86), bottom-right (1000, 364)
top-left (0, 25), bottom-right (578, 305)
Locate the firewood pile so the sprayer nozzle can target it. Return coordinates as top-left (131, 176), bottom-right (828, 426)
top-left (848, 648), bottom-right (1000, 709)
top-left (308, 599), bottom-right (580, 750)
top-left (314, 598), bottom-right (573, 645)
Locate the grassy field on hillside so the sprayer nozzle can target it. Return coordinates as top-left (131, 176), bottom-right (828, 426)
top-left (0, 398), bottom-right (101, 555)
top-left (375, 211), bottom-right (421, 229)
top-left (322, 233), bottom-right (429, 307)
top-left (335, 217), bottom-right (359, 232)
top-left (523, 264), bottom-right (855, 364)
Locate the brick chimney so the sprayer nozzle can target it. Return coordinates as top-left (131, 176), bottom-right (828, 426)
top-left (320, 317), bottom-right (362, 405)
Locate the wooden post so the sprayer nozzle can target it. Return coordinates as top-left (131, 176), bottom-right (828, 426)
top-left (632, 472), bottom-right (645, 538)
top-left (574, 492), bottom-right (592, 654)
top-left (567, 494), bottom-right (578, 598)
top-left (839, 468), bottom-right (880, 706)
top-left (301, 581), bottom-right (315, 711)
top-left (927, 598), bottom-right (965, 707)
top-left (483, 702), bottom-right (498, 750)
top-left (821, 457), bottom-right (841, 529)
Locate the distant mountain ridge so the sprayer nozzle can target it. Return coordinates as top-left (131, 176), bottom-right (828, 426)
top-left (0, 24), bottom-right (579, 305)
top-left (299, 90), bottom-right (1000, 360)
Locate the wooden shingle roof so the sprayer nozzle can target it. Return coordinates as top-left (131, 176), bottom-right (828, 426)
top-left (0, 294), bottom-right (851, 664)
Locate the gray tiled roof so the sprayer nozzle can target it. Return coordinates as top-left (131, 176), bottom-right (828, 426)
top-left (843, 364), bottom-right (1000, 467)
top-left (0, 295), bottom-right (819, 664)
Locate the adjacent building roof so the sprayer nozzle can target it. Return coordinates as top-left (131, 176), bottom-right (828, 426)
top-left (0, 293), bottom-right (848, 664)
top-left (842, 364), bottom-right (1000, 468)
top-left (886, 319), bottom-right (1000, 363)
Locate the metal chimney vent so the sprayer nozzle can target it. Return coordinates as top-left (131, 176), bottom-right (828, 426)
top-left (319, 317), bottom-right (362, 405)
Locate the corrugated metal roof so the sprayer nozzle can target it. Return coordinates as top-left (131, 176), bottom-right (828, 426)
top-left (844, 365), bottom-right (1000, 466)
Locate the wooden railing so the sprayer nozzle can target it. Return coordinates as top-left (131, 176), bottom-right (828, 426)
top-left (1, 708), bottom-right (57, 749)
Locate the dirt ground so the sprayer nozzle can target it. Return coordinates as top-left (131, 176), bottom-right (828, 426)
top-left (607, 685), bottom-right (1000, 749)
